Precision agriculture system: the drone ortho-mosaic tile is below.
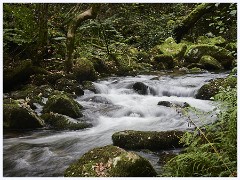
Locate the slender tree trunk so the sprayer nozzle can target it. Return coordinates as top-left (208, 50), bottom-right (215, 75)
top-left (173, 3), bottom-right (215, 43)
top-left (34, 3), bottom-right (48, 66)
top-left (65, 4), bottom-right (100, 73)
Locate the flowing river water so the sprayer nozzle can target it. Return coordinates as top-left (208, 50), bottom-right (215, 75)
top-left (3, 72), bottom-right (228, 177)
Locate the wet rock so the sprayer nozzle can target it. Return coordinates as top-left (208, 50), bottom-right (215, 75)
top-left (132, 82), bottom-right (149, 95)
top-left (82, 81), bottom-right (97, 93)
top-left (41, 113), bottom-right (91, 130)
top-left (55, 78), bottom-right (84, 96)
top-left (152, 54), bottom-right (174, 69)
top-left (189, 67), bottom-right (204, 74)
top-left (184, 44), bottom-right (234, 69)
top-left (187, 63), bottom-right (204, 69)
top-left (3, 99), bottom-right (45, 129)
top-left (158, 101), bottom-right (190, 108)
top-left (83, 96), bottom-right (112, 104)
top-left (112, 130), bottom-right (184, 150)
top-left (157, 101), bottom-right (171, 107)
top-left (64, 145), bottom-right (157, 177)
top-left (199, 55), bottom-right (223, 70)
top-left (196, 76), bottom-right (237, 100)
top-left (73, 58), bottom-right (97, 82)
top-left (43, 92), bottom-right (83, 118)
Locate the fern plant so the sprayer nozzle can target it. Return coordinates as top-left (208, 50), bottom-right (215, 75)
top-left (162, 74), bottom-right (237, 177)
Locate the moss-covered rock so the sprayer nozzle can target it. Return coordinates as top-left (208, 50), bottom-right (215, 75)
top-left (55, 78), bottom-right (84, 96)
top-left (112, 130), bottom-right (184, 150)
top-left (73, 58), bottom-right (97, 82)
top-left (3, 60), bottom-right (33, 92)
top-left (196, 76), bottom-right (237, 100)
top-left (184, 44), bottom-right (234, 69)
top-left (3, 99), bottom-right (44, 129)
top-left (199, 55), bottom-right (223, 70)
top-left (197, 36), bottom-right (226, 46)
top-left (151, 37), bottom-right (187, 69)
top-left (41, 113), bottom-right (91, 130)
top-left (225, 42), bottom-right (237, 58)
top-left (189, 67), bottom-right (204, 74)
top-left (152, 54), bottom-right (174, 69)
top-left (64, 145), bottom-right (157, 177)
top-left (43, 92), bottom-right (83, 118)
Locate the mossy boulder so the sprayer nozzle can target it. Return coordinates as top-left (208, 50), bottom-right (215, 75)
top-left (152, 55), bottom-right (174, 69)
top-left (73, 58), bottom-right (97, 82)
top-left (199, 55), bottom-right (223, 70)
top-left (3, 60), bottom-right (33, 92)
top-left (151, 37), bottom-right (187, 69)
top-left (3, 99), bottom-right (44, 129)
top-left (112, 130), bottom-right (184, 150)
top-left (55, 78), bottom-right (84, 96)
top-left (225, 42), bottom-right (237, 58)
top-left (64, 145), bottom-right (157, 177)
top-left (189, 67), bottom-right (204, 74)
top-left (196, 76), bottom-right (237, 100)
top-left (9, 84), bottom-right (53, 106)
top-left (41, 113), bottom-right (91, 130)
top-left (184, 44), bottom-right (234, 69)
top-left (91, 57), bottom-right (110, 75)
top-left (43, 92), bottom-right (83, 118)
top-left (197, 36), bottom-right (226, 46)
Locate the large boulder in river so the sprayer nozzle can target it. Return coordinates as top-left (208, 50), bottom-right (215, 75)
top-left (132, 82), bottom-right (149, 95)
top-left (73, 58), bottom-right (97, 82)
top-left (196, 76), bottom-right (237, 100)
top-left (41, 113), bottom-right (91, 130)
top-left (64, 145), bottom-right (157, 177)
top-left (112, 130), bottom-right (184, 150)
top-left (184, 44), bottom-right (234, 69)
top-left (3, 99), bottom-right (44, 129)
top-left (43, 92), bottom-right (83, 118)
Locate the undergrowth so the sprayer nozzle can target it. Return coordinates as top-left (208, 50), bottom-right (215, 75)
top-left (162, 74), bottom-right (237, 177)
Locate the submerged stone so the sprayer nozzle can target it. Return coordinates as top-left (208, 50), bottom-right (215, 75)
top-left (132, 82), bottom-right (149, 95)
top-left (64, 145), bottom-right (157, 177)
top-left (112, 130), bottom-right (184, 150)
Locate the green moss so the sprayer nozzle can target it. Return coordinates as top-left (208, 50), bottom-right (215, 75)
top-left (184, 44), bottom-right (234, 69)
top-left (197, 36), bottom-right (226, 46)
top-left (55, 78), bottom-right (84, 96)
top-left (199, 55), bottom-right (223, 70)
top-left (112, 130), bottom-right (184, 150)
top-left (3, 99), bottom-right (44, 129)
top-left (64, 145), bottom-right (157, 177)
top-left (43, 92), bottom-right (83, 118)
top-left (189, 67), bottom-right (203, 74)
top-left (73, 58), bottom-right (97, 82)
top-left (41, 113), bottom-right (91, 130)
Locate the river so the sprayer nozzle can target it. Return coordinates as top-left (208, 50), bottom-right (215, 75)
top-left (3, 71), bottom-right (227, 176)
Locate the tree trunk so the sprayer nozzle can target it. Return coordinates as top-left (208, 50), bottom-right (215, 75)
top-left (65, 4), bottom-right (100, 73)
top-left (173, 3), bottom-right (215, 43)
top-left (34, 3), bottom-right (49, 66)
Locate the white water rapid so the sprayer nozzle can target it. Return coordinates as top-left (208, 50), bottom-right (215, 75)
top-left (3, 72), bottom-right (227, 176)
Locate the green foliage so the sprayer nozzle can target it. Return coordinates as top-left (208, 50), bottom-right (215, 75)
top-left (162, 73), bottom-right (237, 177)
